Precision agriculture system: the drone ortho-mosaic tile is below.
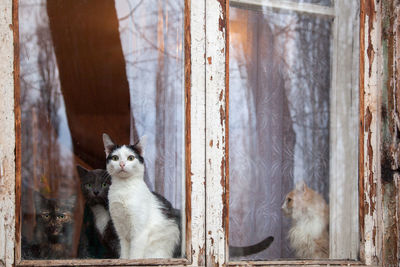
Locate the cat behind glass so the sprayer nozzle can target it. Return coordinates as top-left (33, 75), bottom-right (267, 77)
top-left (77, 166), bottom-right (120, 258)
top-left (102, 133), bottom-right (276, 259)
top-left (103, 133), bottom-right (181, 259)
top-left (282, 181), bottom-right (329, 259)
top-left (22, 192), bottom-right (76, 259)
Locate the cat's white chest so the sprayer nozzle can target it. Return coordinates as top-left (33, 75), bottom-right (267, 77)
top-left (90, 204), bottom-right (110, 236)
top-left (108, 179), bottom-right (149, 239)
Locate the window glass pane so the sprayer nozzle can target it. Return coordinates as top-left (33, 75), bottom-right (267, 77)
top-left (20, 0), bottom-right (185, 260)
top-left (229, 1), bottom-right (359, 261)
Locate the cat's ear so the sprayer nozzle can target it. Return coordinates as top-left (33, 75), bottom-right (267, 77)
top-left (76, 165), bottom-right (89, 180)
top-left (102, 133), bottom-right (115, 157)
top-left (135, 135), bottom-right (147, 156)
top-left (295, 180), bottom-right (307, 192)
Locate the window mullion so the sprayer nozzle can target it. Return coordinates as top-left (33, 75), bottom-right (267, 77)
top-left (0, 0), bottom-right (17, 266)
top-left (205, 0), bottom-right (228, 266)
top-left (187, 0), bottom-right (207, 265)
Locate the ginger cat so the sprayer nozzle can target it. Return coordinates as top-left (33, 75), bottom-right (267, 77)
top-left (282, 181), bottom-right (329, 259)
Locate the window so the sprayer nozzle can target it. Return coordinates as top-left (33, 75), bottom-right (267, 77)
top-left (228, 0), bottom-right (359, 261)
top-left (16, 0), bottom-right (190, 264)
top-left (0, 0), bottom-right (395, 266)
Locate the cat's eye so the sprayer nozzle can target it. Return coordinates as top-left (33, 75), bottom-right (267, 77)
top-left (42, 213), bottom-right (49, 219)
top-left (111, 155), bottom-right (119, 161)
top-left (127, 155), bottom-right (135, 161)
top-left (287, 198), bottom-right (292, 203)
top-left (85, 183), bottom-right (92, 189)
top-left (102, 182), bottom-right (108, 188)
top-left (57, 214), bottom-right (65, 219)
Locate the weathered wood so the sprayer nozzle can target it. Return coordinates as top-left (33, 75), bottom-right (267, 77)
top-left (0, 0), bottom-right (16, 266)
top-left (205, 0), bottom-right (228, 266)
top-left (329, 0), bottom-right (360, 259)
top-left (380, 0), bottom-right (400, 266)
top-left (228, 260), bottom-right (365, 266)
top-left (359, 0), bottom-right (383, 265)
top-left (18, 258), bottom-right (189, 266)
top-left (6, 0), bottom-right (400, 266)
top-left (184, 0), bottom-right (192, 262)
top-left (189, 0), bottom-right (206, 266)
top-left (13, 0), bottom-right (21, 263)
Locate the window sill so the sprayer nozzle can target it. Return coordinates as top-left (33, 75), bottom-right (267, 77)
top-left (17, 258), bottom-right (190, 266)
top-left (228, 260), bottom-right (364, 266)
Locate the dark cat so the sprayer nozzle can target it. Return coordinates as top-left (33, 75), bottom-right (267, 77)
top-left (22, 192), bottom-right (76, 259)
top-left (77, 166), bottom-right (120, 258)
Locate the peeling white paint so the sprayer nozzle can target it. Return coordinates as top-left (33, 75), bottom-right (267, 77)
top-left (189, 0), bottom-right (206, 265)
top-left (205, 0), bottom-right (227, 266)
top-left (361, 1), bottom-right (383, 265)
top-left (0, 0), bottom-right (15, 266)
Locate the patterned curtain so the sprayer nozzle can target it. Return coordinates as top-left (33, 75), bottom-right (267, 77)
top-left (229, 5), bottom-right (331, 260)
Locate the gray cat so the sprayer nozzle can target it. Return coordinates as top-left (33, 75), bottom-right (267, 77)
top-left (77, 166), bottom-right (120, 258)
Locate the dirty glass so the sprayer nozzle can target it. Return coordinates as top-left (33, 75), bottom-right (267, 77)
top-left (229, 0), bottom-right (359, 261)
top-left (19, 0), bottom-right (185, 260)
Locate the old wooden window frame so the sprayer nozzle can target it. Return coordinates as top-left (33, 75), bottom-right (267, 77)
top-left (0, 0), bottom-right (386, 266)
top-left (12, 0), bottom-right (206, 266)
top-left (205, 0), bottom-right (385, 266)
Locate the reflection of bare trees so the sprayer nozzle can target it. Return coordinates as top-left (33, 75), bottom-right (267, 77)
top-left (20, 2), bottom-right (73, 245)
top-left (155, 1), bottom-right (167, 194)
top-left (118, 0), bottom-right (184, 206)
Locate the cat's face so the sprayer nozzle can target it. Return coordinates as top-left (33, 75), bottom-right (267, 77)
top-left (102, 134), bottom-right (146, 179)
top-left (34, 192), bottom-right (75, 243)
top-left (77, 166), bottom-right (111, 206)
top-left (282, 181), bottom-right (312, 219)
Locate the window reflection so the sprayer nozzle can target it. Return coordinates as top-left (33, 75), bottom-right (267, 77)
top-left (20, 0), bottom-right (184, 260)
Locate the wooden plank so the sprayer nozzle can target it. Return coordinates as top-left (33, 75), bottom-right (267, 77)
top-left (0, 0), bottom-right (16, 266)
top-left (184, 0), bottom-right (191, 261)
top-left (359, 0), bottom-right (383, 265)
top-left (228, 260), bottom-right (364, 266)
top-left (379, 0), bottom-right (400, 265)
top-left (205, 0), bottom-right (228, 266)
top-left (13, 0), bottom-right (21, 263)
top-left (187, 0), bottom-right (206, 265)
top-left (18, 258), bottom-right (189, 266)
top-left (230, 0), bottom-right (334, 17)
top-left (329, 0), bottom-right (360, 259)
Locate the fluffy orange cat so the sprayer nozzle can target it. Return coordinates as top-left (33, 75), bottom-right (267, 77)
top-left (282, 181), bottom-right (329, 259)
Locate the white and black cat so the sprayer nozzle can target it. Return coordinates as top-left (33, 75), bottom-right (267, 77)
top-left (77, 166), bottom-right (120, 258)
top-left (103, 133), bottom-right (180, 258)
top-left (102, 133), bottom-right (274, 259)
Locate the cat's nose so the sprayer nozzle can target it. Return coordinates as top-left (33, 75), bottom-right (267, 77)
top-left (93, 191), bottom-right (99, 196)
top-left (120, 161), bottom-right (125, 168)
